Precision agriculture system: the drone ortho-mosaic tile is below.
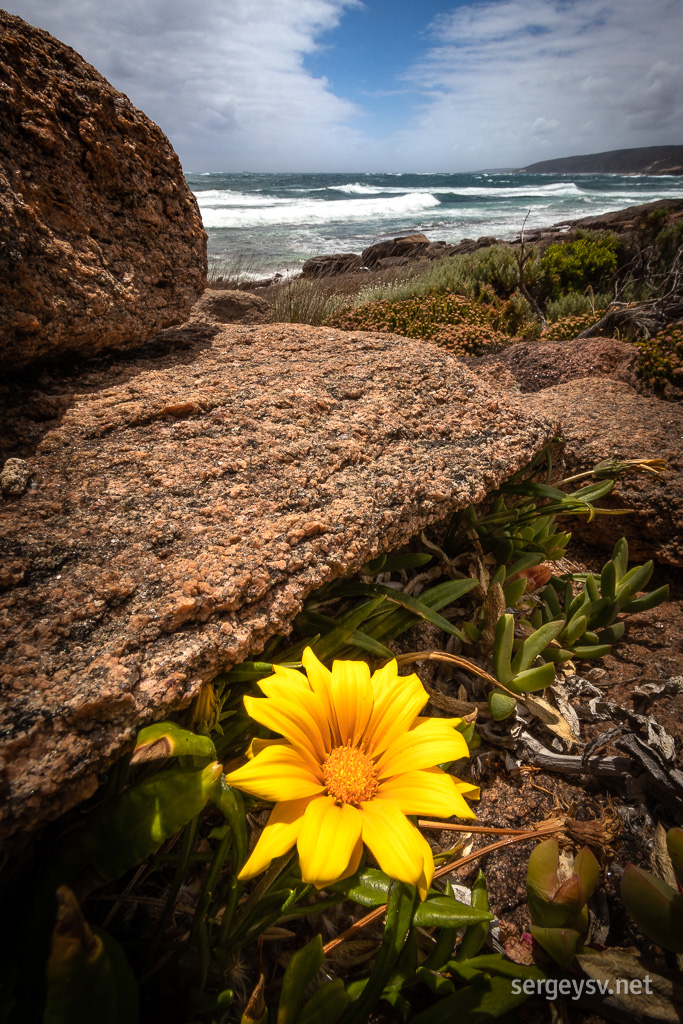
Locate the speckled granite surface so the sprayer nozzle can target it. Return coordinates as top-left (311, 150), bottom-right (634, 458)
top-left (0, 321), bottom-right (553, 854)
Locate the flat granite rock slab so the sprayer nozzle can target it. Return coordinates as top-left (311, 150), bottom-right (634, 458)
top-left (0, 323), bottom-right (554, 853)
top-left (524, 379), bottom-right (683, 566)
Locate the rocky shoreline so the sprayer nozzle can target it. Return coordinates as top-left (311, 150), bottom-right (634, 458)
top-left (288, 197), bottom-right (683, 282)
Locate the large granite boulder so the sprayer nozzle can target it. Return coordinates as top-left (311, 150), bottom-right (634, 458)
top-left (524, 379), bottom-right (683, 566)
top-left (0, 12), bottom-right (206, 370)
top-left (0, 322), bottom-right (553, 857)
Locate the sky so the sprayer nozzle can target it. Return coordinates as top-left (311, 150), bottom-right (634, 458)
top-left (4, 0), bottom-right (683, 173)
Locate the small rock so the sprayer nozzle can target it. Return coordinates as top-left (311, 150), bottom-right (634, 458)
top-left (1, 458), bottom-right (30, 497)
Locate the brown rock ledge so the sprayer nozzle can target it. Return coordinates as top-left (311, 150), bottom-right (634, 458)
top-left (0, 323), bottom-right (553, 856)
top-left (524, 379), bottom-right (683, 566)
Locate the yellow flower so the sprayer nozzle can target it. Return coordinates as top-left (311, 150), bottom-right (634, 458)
top-left (225, 648), bottom-right (479, 898)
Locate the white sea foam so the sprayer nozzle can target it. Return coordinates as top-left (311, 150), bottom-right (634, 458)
top-left (196, 189), bottom-right (296, 209)
top-left (199, 191), bottom-right (441, 229)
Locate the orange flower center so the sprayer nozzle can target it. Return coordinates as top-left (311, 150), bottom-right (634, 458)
top-left (323, 745), bottom-right (378, 805)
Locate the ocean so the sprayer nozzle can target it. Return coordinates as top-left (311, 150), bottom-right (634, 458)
top-left (186, 171), bottom-right (683, 277)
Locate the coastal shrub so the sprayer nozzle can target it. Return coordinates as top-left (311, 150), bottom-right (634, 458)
top-left (546, 290), bottom-right (611, 322)
top-left (634, 321), bottom-right (683, 391)
top-left (323, 291), bottom-right (511, 355)
top-left (541, 310), bottom-right (607, 341)
top-left (353, 244), bottom-right (543, 307)
top-left (541, 235), bottom-right (619, 299)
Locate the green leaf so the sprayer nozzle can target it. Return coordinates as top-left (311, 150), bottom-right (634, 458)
top-left (570, 643), bottom-right (612, 659)
top-left (541, 584), bottom-right (562, 617)
top-left (612, 537), bottom-right (629, 581)
top-left (312, 597), bottom-right (387, 663)
top-left (339, 882), bottom-right (417, 1024)
top-left (620, 584), bottom-right (669, 613)
top-left (507, 661), bottom-right (556, 694)
top-left (616, 559), bottom-right (654, 599)
top-left (413, 896), bottom-right (493, 929)
top-left (131, 722), bottom-right (217, 763)
top-left (667, 828), bottom-right (683, 888)
top-left (596, 622), bottom-right (625, 645)
top-left (600, 559), bottom-right (617, 600)
top-left (328, 868), bottom-right (391, 908)
top-left (455, 871), bottom-right (490, 961)
top-left (562, 613), bottom-right (587, 646)
top-left (277, 935), bottom-right (324, 1024)
top-left (500, 481), bottom-right (567, 500)
top-left (511, 620), bottom-right (565, 675)
top-left (56, 762), bottom-right (223, 884)
top-left (367, 552), bottom-right (433, 573)
top-left (410, 973), bottom-right (533, 1023)
top-left (567, 478), bottom-right (615, 502)
top-left (298, 980), bottom-right (349, 1024)
top-left (621, 864), bottom-right (683, 954)
top-left (488, 691), bottom-right (517, 721)
top-left (332, 583), bottom-right (467, 641)
top-left (530, 925), bottom-right (582, 969)
top-left (493, 614), bottom-right (515, 685)
top-left (502, 577), bottom-right (527, 608)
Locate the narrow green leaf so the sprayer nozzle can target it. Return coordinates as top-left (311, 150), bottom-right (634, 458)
top-left (277, 935), bottom-right (324, 1024)
top-left (620, 584), bottom-right (669, 613)
top-left (570, 643), bottom-right (612, 659)
top-left (331, 583), bottom-right (466, 641)
top-left (455, 872), bottom-right (490, 961)
top-left (507, 662), bottom-right (556, 694)
top-left (339, 882), bottom-right (417, 1024)
top-left (502, 577), bottom-right (527, 608)
top-left (600, 559), bottom-right (617, 601)
top-left (505, 552), bottom-right (543, 579)
top-left (612, 537), bottom-right (629, 582)
top-left (493, 614), bottom-right (515, 685)
top-left (562, 614), bottom-right (587, 646)
top-left (616, 560), bottom-right (654, 600)
top-left (511, 620), bottom-right (565, 675)
top-left (413, 896), bottom-right (493, 929)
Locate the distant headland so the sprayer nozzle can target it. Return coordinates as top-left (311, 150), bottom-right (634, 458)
top-left (517, 145), bottom-right (683, 175)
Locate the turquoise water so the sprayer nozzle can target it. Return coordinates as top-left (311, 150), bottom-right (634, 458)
top-left (185, 171), bottom-right (683, 276)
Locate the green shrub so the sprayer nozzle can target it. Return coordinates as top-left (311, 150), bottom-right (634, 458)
top-left (323, 291), bottom-right (511, 356)
top-left (634, 321), bottom-right (683, 391)
top-left (546, 291), bottom-right (611, 322)
top-left (352, 244), bottom-right (543, 307)
top-left (541, 235), bottom-right (619, 299)
top-left (542, 311), bottom-right (607, 341)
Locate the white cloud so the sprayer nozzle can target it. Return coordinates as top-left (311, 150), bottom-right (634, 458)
top-left (5, 0), bottom-right (370, 170)
top-left (4, 0), bottom-right (682, 170)
top-left (394, 0), bottom-right (683, 169)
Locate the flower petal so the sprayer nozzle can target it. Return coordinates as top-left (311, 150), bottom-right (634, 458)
top-left (297, 796), bottom-right (363, 888)
top-left (359, 798), bottom-right (434, 894)
top-left (364, 670), bottom-right (428, 757)
top-left (224, 743), bottom-right (324, 801)
top-left (377, 767), bottom-right (477, 819)
top-left (331, 659), bottom-right (373, 746)
top-left (238, 796), bottom-right (315, 880)
top-left (243, 693), bottom-right (327, 763)
top-left (375, 717), bottom-right (470, 778)
top-left (302, 647), bottom-right (341, 746)
top-left (255, 678), bottom-right (332, 755)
